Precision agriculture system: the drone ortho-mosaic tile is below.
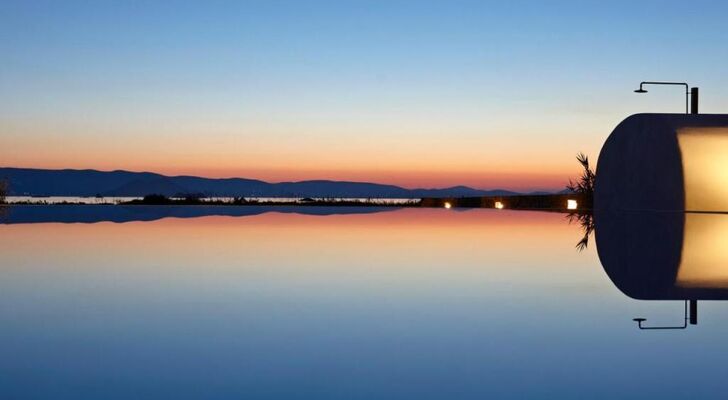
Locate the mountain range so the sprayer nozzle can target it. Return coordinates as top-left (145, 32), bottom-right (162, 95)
top-left (0, 167), bottom-right (560, 198)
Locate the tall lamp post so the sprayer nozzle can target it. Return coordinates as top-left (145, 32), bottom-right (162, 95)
top-left (634, 81), bottom-right (699, 114)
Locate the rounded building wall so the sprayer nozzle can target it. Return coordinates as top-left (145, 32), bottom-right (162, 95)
top-left (595, 113), bottom-right (728, 212)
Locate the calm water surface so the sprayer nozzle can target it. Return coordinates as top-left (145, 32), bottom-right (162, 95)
top-left (1, 207), bottom-right (727, 399)
top-left (5, 196), bottom-right (416, 205)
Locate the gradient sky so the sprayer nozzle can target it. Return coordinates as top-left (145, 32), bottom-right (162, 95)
top-left (2, 1), bottom-right (728, 191)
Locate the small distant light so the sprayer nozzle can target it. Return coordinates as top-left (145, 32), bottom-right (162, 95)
top-left (444, 202), bottom-right (452, 209)
top-left (494, 201), bottom-right (504, 209)
top-left (567, 199), bottom-right (578, 210)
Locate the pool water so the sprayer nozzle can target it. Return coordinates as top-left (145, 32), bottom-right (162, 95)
top-left (1, 207), bottom-right (726, 399)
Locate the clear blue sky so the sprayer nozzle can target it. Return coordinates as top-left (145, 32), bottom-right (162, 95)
top-left (2, 0), bottom-right (727, 190)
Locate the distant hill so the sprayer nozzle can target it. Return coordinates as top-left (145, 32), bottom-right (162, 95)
top-left (0, 167), bottom-right (536, 198)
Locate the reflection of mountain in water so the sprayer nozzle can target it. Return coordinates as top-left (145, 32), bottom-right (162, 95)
top-left (0, 205), bottom-right (399, 225)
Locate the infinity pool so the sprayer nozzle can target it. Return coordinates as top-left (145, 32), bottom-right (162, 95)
top-left (1, 206), bottom-right (726, 399)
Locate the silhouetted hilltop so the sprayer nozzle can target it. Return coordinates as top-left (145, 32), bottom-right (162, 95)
top-left (0, 167), bottom-right (528, 198)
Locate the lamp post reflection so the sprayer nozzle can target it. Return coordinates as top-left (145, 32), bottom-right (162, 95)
top-left (632, 300), bottom-right (698, 330)
top-left (589, 210), bottom-right (728, 330)
top-left (571, 209), bottom-right (716, 330)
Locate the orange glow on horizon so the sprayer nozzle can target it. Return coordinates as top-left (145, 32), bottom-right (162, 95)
top-left (0, 120), bottom-right (588, 191)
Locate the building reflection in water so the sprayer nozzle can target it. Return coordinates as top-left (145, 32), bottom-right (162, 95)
top-left (592, 210), bottom-right (728, 329)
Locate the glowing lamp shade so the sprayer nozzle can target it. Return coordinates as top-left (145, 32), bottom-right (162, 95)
top-left (494, 201), bottom-right (504, 209)
top-left (444, 202), bottom-right (452, 209)
top-left (595, 113), bottom-right (728, 212)
top-left (567, 199), bottom-right (578, 210)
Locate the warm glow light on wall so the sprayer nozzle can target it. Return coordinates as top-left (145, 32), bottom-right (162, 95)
top-left (444, 202), bottom-right (452, 209)
top-left (494, 201), bottom-right (504, 209)
top-left (567, 199), bottom-right (578, 210)
top-left (677, 127), bottom-right (728, 212)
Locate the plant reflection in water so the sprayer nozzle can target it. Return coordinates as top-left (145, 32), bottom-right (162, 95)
top-left (567, 211), bottom-right (594, 252)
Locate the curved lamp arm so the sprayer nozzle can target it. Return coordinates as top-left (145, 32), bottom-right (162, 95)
top-left (634, 81), bottom-right (690, 114)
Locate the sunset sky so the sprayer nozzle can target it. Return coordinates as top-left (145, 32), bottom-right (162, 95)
top-left (2, 1), bottom-right (728, 191)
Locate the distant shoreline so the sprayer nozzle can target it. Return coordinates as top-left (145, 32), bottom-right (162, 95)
top-left (2, 193), bottom-right (586, 212)
top-left (122, 196), bottom-right (420, 207)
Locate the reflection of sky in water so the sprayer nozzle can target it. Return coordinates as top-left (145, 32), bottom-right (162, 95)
top-left (2, 208), bottom-right (728, 398)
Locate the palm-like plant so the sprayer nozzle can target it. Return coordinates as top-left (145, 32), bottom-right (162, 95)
top-left (566, 153), bottom-right (595, 208)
